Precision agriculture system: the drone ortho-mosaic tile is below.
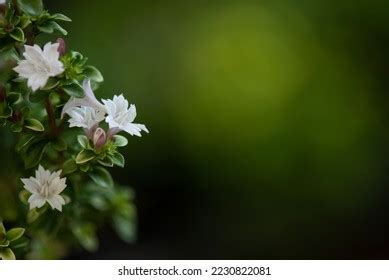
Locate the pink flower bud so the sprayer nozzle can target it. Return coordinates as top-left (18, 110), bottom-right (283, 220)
top-left (93, 127), bottom-right (107, 149)
top-left (56, 38), bottom-right (67, 56)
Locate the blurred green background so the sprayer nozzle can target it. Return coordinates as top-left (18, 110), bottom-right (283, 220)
top-left (42, 0), bottom-right (389, 258)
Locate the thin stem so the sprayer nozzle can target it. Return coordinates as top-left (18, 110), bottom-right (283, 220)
top-left (45, 97), bottom-right (58, 137)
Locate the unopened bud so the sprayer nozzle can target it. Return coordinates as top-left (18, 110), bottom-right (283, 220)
top-left (93, 127), bottom-right (107, 149)
top-left (56, 38), bottom-right (67, 56)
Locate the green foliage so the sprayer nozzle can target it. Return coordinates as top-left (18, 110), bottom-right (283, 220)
top-left (72, 223), bottom-right (98, 252)
top-left (89, 167), bottom-right (113, 188)
top-left (6, 228), bottom-right (25, 242)
top-left (16, 0), bottom-right (43, 16)
top-left (111, 152), bottom-right (125, 168)
top-left (9, 27), bottom-right (24, 42)
top-left (76, 149), bottom-right (96, 164)
top-left (112, 135), bottom-right (128, 147)
top-left (62, 82), bottom-right (85, 98)
top-left (24, 118), bottom-right (44, 132)
top-left (83, 66), bottom-right (104, 83)
top-left (0, 0), bottom-right (140, 260)
top-left (77, 135), bottom-right (89, 149)
top-left (62, 159), bottom-right (77, 175)
top-left (0, 222), bottom-right (28, 260)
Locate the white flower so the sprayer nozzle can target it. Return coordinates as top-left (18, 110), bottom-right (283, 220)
top-left (102, 94), bottom-right (149, 137)
top-left (13, 42), bottom-right (64, 91)
top-left (61, 79), bottom-right (105, 118)
top-left (67, 106), bottom-right (105, 131)
top-left (21, 165), bottom-right (67, 212)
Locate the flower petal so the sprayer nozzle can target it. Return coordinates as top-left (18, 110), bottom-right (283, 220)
top-left (43, 42), bottom-right (60, 62)
top-left (28, 194), bottom-right (46, 210)
top-left (21, 177), bottom-right (41, 194)
top-left (13, 61), bottom-right (35, 77)
top-left (50, 177), bottom-right (67, 194)
top-left (123, 123), bottom-right (148, 137)
top-left (47, 195), bottom-right (65, 211)
top-left (61, 79), bottom-right (105, 118)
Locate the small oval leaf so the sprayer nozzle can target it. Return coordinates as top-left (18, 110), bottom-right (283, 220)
top-left (76, 149), bottom-right (96, 164)
top-left (1, 248), bottom-right (16, 260)
top-left (6, 228), bottom-right (25, 242)
top-left (25, 118), bottom-right (44, 132)
top-left (62, 82), bottom-right (85, 98)
top-left (10, 27), bottom-right (24, 42)
top-left (77, 135), bottom-right (89, 149)
top-left (112, 135), bottom-right (128, 147)
top-left (89, 167), bottom-right (113, 188)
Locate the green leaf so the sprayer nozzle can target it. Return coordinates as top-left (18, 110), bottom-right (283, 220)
top-left (7, 92), bottom-right (21, 104)
top-left (11, 124), bottom-right (22, 133)
top-left (23, 140), bottom-right (48, 169)
top-left (10, 237), bottom-right (29, 249)
top-left (19, 190), bottom-right (30, 205)
top-left (51, 13), bottom-right (72, 22)
top-left (62, 82), bottom-right (85, 98)
top-left (62, 158), bottom-right (77, 175)
top-left (89, 195), bottom-right (108, 211)
top-left (16, 0), bottom-right (43, 16)
top-left (72, 224), bottom-right (98, 252)
top-left (0, 103), bottom-right (12, 118)
top-left (16, 135), bottom-right (37, 152)
top-left (0, 240), bottom-right (10, 247)
top-left (41, 78), bottom-right (59, 91)
top-left (52, 137), bottom-right (67, 151)
top-left (112, 135), bottom-right (128, 147)
top-left (29, 90), bottom-right (48, 103)
top-left (38, 21), bottom-right (68, 35)
top-left (0, 222), bottom-right (5, 236)
top-left (27, 209), bottom-right (40, 224)
top-left (6, 228), bottom-right (24, 242)
top-left (1, 248), bottom-right (15, 260)
top-left (76, 149), bottom-right (96, 164)
top-left (113, 213), bottom-right (136, 243)
top-left (24, 118), bottom-right (44, 132)
top-left (27, 205), bottom-right (47, 224)
top-left (97, 156), bottom-right (113, 167)
top-left (83, 66), bottom-right (104, 83)
top-left (10, 27), bottom-right (24, 42)
top-left (79, 163), bottom-right (90, 172)
top-left (12, 15), bottom-right (21, 26)
top-left (19, 15), bottom-right (31, 29)
top-left (89, 167), bottom-right (113, 188)
top-left (62, 195), bottom-right (71, 205)
top-left (77, 135), bottom-right (89, 149)
top-left (50, 21), bottom-right (68, 35)
top-left (37, 22), bottom-right (54, 34)
top-left (111, 152), bottom-right (125, 168)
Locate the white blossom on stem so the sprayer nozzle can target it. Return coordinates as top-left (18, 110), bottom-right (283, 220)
top-left (21, 165), bottom-right (67, 212)
top-left (102, 94), bottom-right (149, 137)
top-left (67, 106), bottom-right (105, 133)
top-left (61, 79), bottom-right (105, 118)
top-left (13, 42), bottom-right (64, 91)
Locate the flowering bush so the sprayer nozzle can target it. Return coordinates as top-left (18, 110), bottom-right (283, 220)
top-left (0, 0), bottom-right (148, 259)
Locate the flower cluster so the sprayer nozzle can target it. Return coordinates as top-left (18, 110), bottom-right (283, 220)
top-left (0, 0), bottom-right (145, 259)
top-left (13, 41), bottom-right (148, 212)
top-left (62, 79), bottom-right (149, 145)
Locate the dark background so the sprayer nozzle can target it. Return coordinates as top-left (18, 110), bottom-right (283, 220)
top-left (44, 0), bottom-right (389, 259)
